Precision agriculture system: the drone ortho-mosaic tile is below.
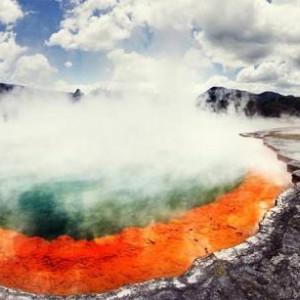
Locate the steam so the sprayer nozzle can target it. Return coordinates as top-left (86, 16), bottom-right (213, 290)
top-left (0, 86), bottom-right (290, 239)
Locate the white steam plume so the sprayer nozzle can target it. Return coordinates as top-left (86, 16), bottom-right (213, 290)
top-left (0, 80), bottom-right (291, 239)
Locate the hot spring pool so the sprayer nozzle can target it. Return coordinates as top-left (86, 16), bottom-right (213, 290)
top-left (0, 174), bottom-right (240, 240)
top-left (0, 91), bottom-right (288, 295)
top-left (0, 173), bottom-right (285, 295)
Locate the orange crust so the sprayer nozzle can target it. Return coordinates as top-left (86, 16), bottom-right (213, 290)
top-left (0, 173), bottom-right (284, 295)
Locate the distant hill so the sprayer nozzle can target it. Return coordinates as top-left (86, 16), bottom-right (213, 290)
top-left (198, 86), bottom-right (300, 117)
top-left (1, 83), bottom-right (300, 117)
top-left (0, 83), bottom-right (82, 102)
top-left (0, 83), bottom-right (22, 94)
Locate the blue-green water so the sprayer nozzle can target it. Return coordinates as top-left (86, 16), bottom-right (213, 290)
top-left (0, 175), bottom-right (242, 240)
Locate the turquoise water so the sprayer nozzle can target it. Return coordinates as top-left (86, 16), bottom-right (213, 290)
top-left (0, 175), bottom-right (242, 240)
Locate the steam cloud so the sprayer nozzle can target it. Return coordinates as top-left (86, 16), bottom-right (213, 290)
top-left (0, 86), bottom-right (290, 239)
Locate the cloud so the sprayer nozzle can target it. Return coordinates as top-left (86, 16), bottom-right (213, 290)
top-left (236, 60), bottom-right (300, 94)
top-left (0, 31), bottom-right (58, 88)
top-left (202, 62), bottom-right (300, 96)
top-left (194, 0), bottom-right (300, 70)
top-left (47, 0), bottom-right (132, 51)
top-left (46, 0), bottom-right (208, 51)
top-left (0, 0), bottom-right (24, 25)
top-left (237, 62), bottom-right (282, 83)
top-left (201, 74), bottom-right (279, 95)
top-left (37, 0), bottom-right (300, 94)
top-left (46, 0), bottom-right (272, 57)
top-left (0, 2), bottom-right (57, 88)
top-left (87, 47), bottom-right (214, 103)
top-left (65, 61), bottom-right (73, 68)
top-left (11, 54), bottom-right (58, 87)
top-left (192, 0), bottom-right (272, 68)
top-left (0, 31), bottom-right (26, 80)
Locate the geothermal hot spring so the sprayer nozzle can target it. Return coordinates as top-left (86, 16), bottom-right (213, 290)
top-left (0, 89), bottom-right (289, 295)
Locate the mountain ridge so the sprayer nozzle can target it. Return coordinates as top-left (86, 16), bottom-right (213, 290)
top-left (1, 82), bottom-right (300, 117)
top-left (198, 86), bottom-right (300, 117)
top-left (0, 82), bottom-right (82, 101)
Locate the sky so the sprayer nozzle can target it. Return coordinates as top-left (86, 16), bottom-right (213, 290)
top-left (1, 0), bottom-right (300, 95)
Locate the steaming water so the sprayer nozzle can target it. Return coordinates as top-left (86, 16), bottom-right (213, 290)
top-left (0, 89), bottom-right (286, 240)
top-left (0, 175), bottom-right (240, 239)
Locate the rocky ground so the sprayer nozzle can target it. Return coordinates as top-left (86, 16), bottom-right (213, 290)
top-left (0, 127), bottom-right (299, 300)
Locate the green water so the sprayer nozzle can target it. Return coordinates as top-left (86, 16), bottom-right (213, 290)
top-left (0, 176), bottom-right (243, 240)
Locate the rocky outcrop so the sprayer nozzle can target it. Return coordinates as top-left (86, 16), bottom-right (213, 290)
top-left (292, 171), bottom-right (300, 185)
top-left (0, 127), bottom-right (299, 299)
top-left (198, 87), bottom-right (300, 117)
top-left (71, 89), bottom-right (83, 102)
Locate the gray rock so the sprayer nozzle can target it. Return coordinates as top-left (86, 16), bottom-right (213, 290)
top-left (292, 171), bottom-right (300, 185)
top-left (287, 160), bottom-right (300, 173)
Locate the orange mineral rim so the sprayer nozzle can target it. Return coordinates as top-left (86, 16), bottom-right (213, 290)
top-left (0, 172), bottom-right (285, 295)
